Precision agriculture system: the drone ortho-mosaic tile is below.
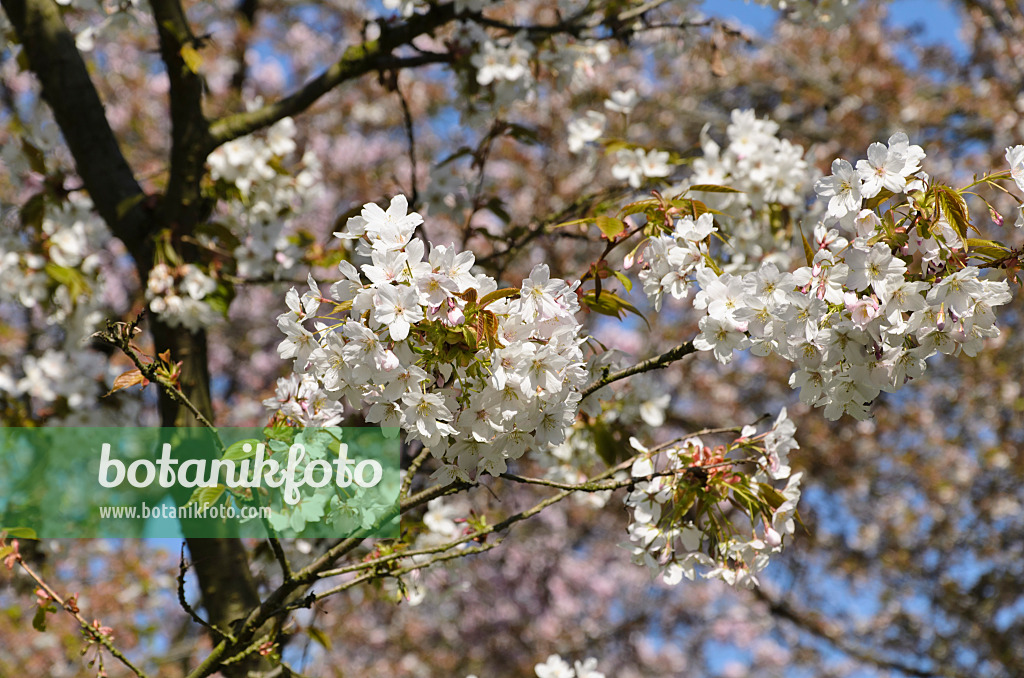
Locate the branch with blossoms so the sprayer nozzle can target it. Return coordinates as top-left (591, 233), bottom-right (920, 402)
top-left (621, 123), bottom-right (1024, 421)
top-left (1, 535), bottom-right (150, 678)
top-left (172, 415), bottom-right (787, 676)
top-left (92, 316), bottom-right (223, 447)
top-left (257, 116), bottom-right (1024, 605)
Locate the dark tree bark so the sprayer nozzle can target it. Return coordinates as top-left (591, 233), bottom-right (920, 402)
top-left (1, 0), bottom-right (270, 674)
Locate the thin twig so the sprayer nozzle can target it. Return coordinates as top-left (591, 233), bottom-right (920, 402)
top-left (304, 541), bottom-right (501, 604)
top-left (178, 544), bottom-right (233, 641)
top-left (93, 315), bottom-right (224, 452)
top-left (15, 553), bottom-right (152, 678)
top-left (396, 75), bottom-right (420, 211)
top-left (401, 442), bottom-right (432, 499)
top-left (266, 537), bottom-right (294, 583)
top-left (581, 340), bottom-right (696, 399)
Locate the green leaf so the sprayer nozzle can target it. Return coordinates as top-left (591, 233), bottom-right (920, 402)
top-left (184, 485), bottom-right (226, 511)
top-left (550, 217), bottom-right (596, 230)
top-left (965, 238), bottom-right (1008, 251)
top-left (485, 197), bottom-right (511, 225)
top-left (618, 199), bottom-right (660, 219)
top-left (307, 627), bottom-right (333, 650)
top-left (264, 422), bottom-right (298, 446)
top-left (798, 223), bottom-right (815, 267)
top-left (581, 290), bottom-right (649, 328)
top-left (862, 188), bottom-right (895, 211)
top-left (686, 199), bottom-right (716, 220)
top-left (757, 483), bottom-right (788, 510)
top-left (478, 288), bottom-right (520, 308)
top-left (502, 122), bottom-right (541, 145)
top-left (196, 221), bottom-right (242, 251)
top-left (44, 262), bottom-right (91, 299)
top-left (21, 140), bottom-right (47, 175)
top-left (0, 527), bottom-right (37, 540)
top-left (180, 44), bottom-right (203, 74)
top-left (687, 184), bottom-right (743, 194)
top-left (204, 280), bottom-right (235, 317)
top-left (933, 184), bottom-right (972, 240)
top-left (590, 419), bottom-right (621, 467)
top-left (222, 439), bottom-right (262, 462)
top-left (32, 605), bottom-right (48, 632)
top-left (596, 215), bottom-right (625, 239)
top-left (611, 269), bottom-right (634, 292)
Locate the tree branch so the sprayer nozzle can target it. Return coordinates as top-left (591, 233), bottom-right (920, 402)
top-left (207, 2), bottom-right (457, 147)
top-left (753, 587), bottom-right (958, 678)
top-left (581, 340), bottom-right (696, 399)
top-left (150, 0), bottom-right (214, 224)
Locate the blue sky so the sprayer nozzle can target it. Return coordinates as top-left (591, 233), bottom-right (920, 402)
top-left (701, 0), bottom-right (966, 58)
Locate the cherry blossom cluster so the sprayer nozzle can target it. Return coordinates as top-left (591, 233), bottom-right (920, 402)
top-left (206, 116), bottom-right (323, 280)
top-left (635, 211), bottom-right (716, 312)
top-left (0, 191), bottom-right (109, 325)
top-left (637, 128), bottom-right (1016, 420)
top-left (471, 35), bottom-right (533, 86)
top-left (624, 410), bottom-right (802, 588)
top-left (261, 373), bottom-right (345, 428)
top-left (685, 109), bottom-right (819, 270)
top-left (450, 14), bottom-right (616, 128)
top-left (0, 348), bottom-right (107, 413)
top-left (271, 195), bottom-right (588, 481)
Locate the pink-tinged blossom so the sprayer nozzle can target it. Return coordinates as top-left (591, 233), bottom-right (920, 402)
top-left (844, 291), bottom-right (880, 328)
